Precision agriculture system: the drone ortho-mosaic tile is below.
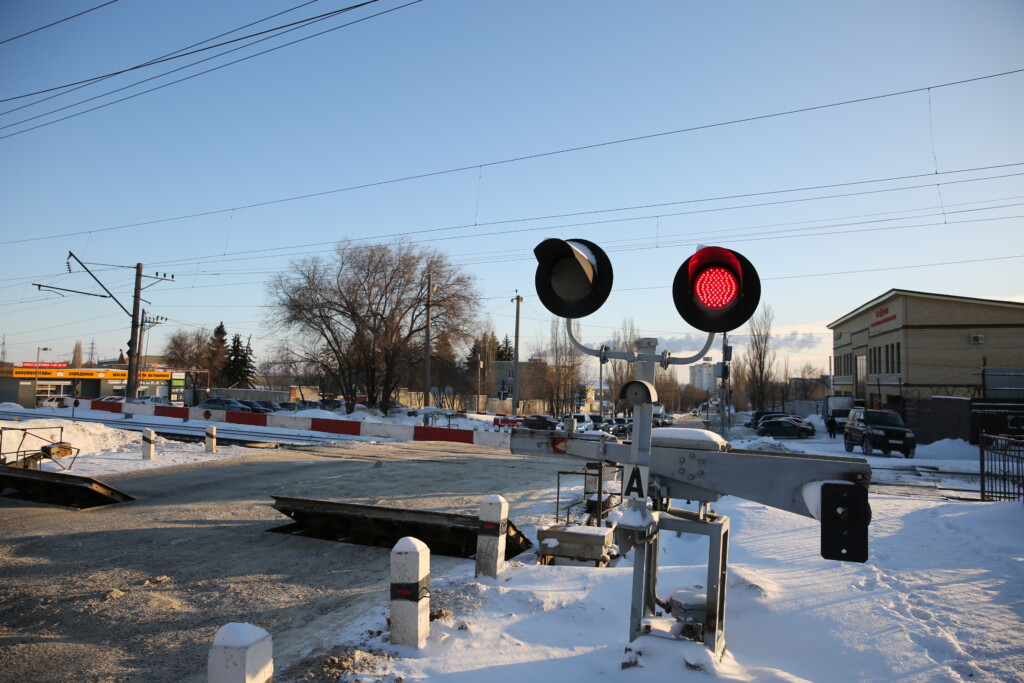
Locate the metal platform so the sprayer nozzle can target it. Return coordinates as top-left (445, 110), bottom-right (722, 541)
top-left (0, 465), bottom-right (135, 509)
top-left (269, 495), bottom-right (533, 559)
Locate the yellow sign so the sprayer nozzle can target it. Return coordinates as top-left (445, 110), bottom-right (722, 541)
top-left (0, 368), bottom-right (173, 380)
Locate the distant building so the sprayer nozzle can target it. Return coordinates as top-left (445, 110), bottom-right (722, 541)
top-left (689, 362), bottom-right (717, 394)
top-left (828, 289), bottom-right (1024, 409)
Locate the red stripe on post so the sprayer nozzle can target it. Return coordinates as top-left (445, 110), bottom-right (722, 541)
top-left (91, 401), bottom-right (123, 413)
top-left (226, 411), bottom-right (268, 426)
top-left (413, 426), bottom-right (475, 444)
top-left (309, 418), bottom-right (362, 436)
top-left (154, 406), bottom-right (189, 419)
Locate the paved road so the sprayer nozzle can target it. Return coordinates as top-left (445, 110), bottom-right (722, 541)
top-left (0, 440), bottom-right (570, 682)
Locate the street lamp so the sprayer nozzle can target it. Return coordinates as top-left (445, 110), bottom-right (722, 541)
top-left (34, 346), bottom-right (52, 407)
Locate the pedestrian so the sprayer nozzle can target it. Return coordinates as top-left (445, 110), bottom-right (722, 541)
top-left (826, 413), bottom-right (837, 439)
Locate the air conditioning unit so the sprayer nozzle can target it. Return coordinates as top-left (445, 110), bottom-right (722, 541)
top-left (969, 334), bottom-right (985, 344)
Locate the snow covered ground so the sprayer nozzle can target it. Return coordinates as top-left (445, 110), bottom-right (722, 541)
top-left (2, 407), bottom-right (1021, 681)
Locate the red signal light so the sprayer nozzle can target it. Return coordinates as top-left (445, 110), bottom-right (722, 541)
top-left (693, 266), bottom-right (739, 311)
top-left (673, 247), bottom-right (760, 333)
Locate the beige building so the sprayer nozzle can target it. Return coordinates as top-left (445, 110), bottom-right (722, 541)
top-left (828, 289), bottom-right (1024, 410)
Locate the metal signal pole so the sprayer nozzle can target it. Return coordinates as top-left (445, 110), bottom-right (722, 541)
top-left (424, 269), bottom-right (432, 408)
top-left (511, 292), bottom-right (523, 416)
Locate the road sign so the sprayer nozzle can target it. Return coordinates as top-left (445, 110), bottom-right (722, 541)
top-left (622, 464), bottom-right (649, 501)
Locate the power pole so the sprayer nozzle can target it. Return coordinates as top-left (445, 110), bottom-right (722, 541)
top-left (424, 269), bottom-right (432, 408)
top-left (36, 254), bottom-right (173, 395)
top-left (127, 263), bottom-right (143, 398)
top-left (511, 292), bottom-right (523, 416)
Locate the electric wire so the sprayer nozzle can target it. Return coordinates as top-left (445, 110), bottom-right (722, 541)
top-left (0, 0), bottom-right (425, 140)
top-left (37, 162), bottom-right (1009, 265)
top-left (0, 0), bottom-right (326, 118)
top-left (0, 1), bottom-right (378, 102)
top-left (0, 1), bottom-right (119, 46)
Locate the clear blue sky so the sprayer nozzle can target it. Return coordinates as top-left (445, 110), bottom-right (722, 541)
top-left (2, 0), bottom-right (1022, 378)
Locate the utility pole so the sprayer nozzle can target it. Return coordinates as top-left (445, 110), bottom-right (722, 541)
top-left (127, 263), bottom-right (143, 398)
top-left (511, 292), bottom-right (523, 417)
top-left (424, 269), bottom-right (432, 408)
top-left (36, 253), bottom-right (172, 398)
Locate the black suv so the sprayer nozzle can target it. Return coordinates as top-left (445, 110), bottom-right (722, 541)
top-left (843, 408), bottom-right (916, 458)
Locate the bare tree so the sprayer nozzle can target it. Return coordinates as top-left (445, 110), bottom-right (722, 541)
top-left (743, 304), bottom-right (776, 411)
top-left (164, 328), bottom-right (211, 369)
top-left (268, 241), bottom-right (479, 413)
top-left (607, 317), bottom-right (639, 415)
top-left (654, 365), bottom-right (679, 413)
top-left (531, 318), bottom-right (587, 417)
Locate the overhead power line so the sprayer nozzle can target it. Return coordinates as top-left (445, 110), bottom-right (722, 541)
top-left (0, 1), bottom-right (119, 46)
top-left (0, 0), bottom-right (326, 118)
top-left (3, 150), bottom-right (1020, 248)
top-left (0, 1), bottom-right (379, 102)
top-left (0, 0), bottom-right (425, 140)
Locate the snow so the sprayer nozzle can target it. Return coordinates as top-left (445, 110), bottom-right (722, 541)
top-left (212, 622), bottom-right (270, 648)
top-left (4, 406), bottom-right (1022, 681)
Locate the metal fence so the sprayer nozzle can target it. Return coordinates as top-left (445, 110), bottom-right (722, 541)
top-left (980, 433), bottom-right (1024, 502)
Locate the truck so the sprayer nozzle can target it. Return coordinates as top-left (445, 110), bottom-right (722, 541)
top-left (823, 395), bottom-right (855, 430)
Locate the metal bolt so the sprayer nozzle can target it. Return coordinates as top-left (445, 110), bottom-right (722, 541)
top-left (698, 459), bottom-right (705, 465)
top-left (688, 453), bottom-right (695, 459)
top-left (687, 475), bottom-right (694, 480)
top-left (697, 470), bottom-right (704, 475)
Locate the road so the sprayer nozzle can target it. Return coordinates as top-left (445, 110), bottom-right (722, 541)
top-left (0, 440), bottom-right (569, 682)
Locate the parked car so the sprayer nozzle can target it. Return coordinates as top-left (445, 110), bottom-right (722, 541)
top-left (93, 395), bottom-right (126, 403)
top-left (197, 398), bottom-right (251, 412)
top-left (844, 408), bottom-right (916, 458)
top-left (757, 417), bottom-right (814, 439)
top-left (295, 400), bottom-right (322, 411)
top-left (36, 396), bottom-right (67, 408)
top-left (521, 415), bottom-right (558, 430)
top-left (238, 400), bottom-right (273, 414)
top-left (610, 417), bottom-right (630, 437)
top-left (745, 411), bottom-right (787, 428)
top-left (129, 395), bottom-right (171, 406)
top-left (256, 400), bottom-right (285, 412)
top-left (278, 402), bottom-right (298, 411)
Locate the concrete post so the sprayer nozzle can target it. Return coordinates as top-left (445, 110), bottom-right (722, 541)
top-left (390, 537), bottom-right (430, 649)
top-left (205, 425), bottom-right (217, 453)
top-left (142, 429), bottom-right (155, 460)
top-left (207, 622), bottom-right (273, 683)
top-left (476, 494), bottom-right (508, 578)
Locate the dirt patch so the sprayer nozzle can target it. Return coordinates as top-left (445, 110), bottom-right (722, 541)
top-left (0, 441), bottom-right (565, 682)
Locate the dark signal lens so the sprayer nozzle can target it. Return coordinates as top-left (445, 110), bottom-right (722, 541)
top-left (693, 266), bottom-right (738, 311)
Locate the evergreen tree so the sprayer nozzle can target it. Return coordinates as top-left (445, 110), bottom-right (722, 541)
top-left (70, 340), bottom-right (83, 368)
top-left (207, 322), bottom-right (229, 386)
top-left (497, 334), bottom-right (515, 361)
top-left (241, 337), bottom-right (258, 388)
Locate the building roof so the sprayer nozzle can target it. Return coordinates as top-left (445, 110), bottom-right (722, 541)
top-left (827, 288), bottom-right (1024, 329)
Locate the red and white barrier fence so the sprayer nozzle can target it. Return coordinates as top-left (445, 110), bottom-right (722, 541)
top-left (59, 399), bottom-right (511, 448)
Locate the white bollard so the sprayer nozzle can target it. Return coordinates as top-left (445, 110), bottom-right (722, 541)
top-left (476, 494), bottom-right (508, 578)
top-left (142, 429), bottom-right (156, 460)
top-left (205, 425), bottom-right (217, 453)
top-left (207, 622), bottom-right (273, 683)
top-left (390, 537), bottom-right (430, 648)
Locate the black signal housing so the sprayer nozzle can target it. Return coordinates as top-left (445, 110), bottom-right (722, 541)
top-left (672, 247), bottom-right (761, 332)
top-left (533, 238), bottom-right (614, 319)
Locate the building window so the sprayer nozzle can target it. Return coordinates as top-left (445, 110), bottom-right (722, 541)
top-left (896, 342), bottom-right (901, 374)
